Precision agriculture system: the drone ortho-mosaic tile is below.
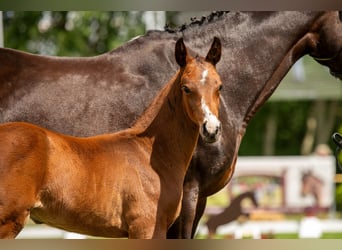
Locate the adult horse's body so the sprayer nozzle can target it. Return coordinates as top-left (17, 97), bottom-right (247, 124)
top-left (1, 12), bottom-right (342, 238)
top-left (0, 38), bottom-right (223, 239)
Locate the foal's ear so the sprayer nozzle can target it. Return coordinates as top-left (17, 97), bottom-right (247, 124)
top-left (205, 37), bottom-right (221, 66)
top-left (175, 38), bottom-right (188, 67)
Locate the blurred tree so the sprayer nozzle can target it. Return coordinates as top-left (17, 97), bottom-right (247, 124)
top-left (3, 11), bottom-right (146, 56)
top-left (239, 101), bottom-right (312, 156)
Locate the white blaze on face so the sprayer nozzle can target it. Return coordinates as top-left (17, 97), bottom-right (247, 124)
top-left (201, 98), bottom-right (220, 135)
top-left (200, 69), bottom-right (208, 85)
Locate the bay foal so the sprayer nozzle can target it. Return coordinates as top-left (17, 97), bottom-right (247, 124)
top-left (0, 37), bottom-right (223, 239)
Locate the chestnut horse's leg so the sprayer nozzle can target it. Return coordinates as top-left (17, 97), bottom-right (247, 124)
top-left (126, 207), bottom-right (168, 239)
top-left (128, 225), bottom-right (165, 239)
top-left (0, 124), bottom-right (47, 238)
top-left (0, 206), bottom-right (30, 238)
top-left (127, 218), bottom-right (167, 239)
top-left (0, 183), bottom-right (36, 238)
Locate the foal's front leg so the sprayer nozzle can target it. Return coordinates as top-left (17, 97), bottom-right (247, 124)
top-left (126, 204), bottom-right (168, 239)
top-left (128, 219), bottom-right (167, 239)
top-left (0, 209), bottom-right (30, 239)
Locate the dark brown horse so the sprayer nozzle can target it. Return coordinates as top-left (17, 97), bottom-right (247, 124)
top-left (1, 12), bottom-right (342, 238)
top-left (205, 191), bottom-right (258, 238)
top-left (0, 38), bottom-right (223, 239)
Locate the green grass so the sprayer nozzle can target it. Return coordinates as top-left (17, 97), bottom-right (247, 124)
top-left (271, 232), bottom-right (342, 239)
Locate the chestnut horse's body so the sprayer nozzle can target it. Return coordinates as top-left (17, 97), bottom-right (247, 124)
top-left (1, 12), bottom-right (342, 238)
top-left (0, 38), bottom-right (223, 238)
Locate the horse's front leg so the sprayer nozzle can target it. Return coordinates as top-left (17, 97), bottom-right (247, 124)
top-left (128, 215), bottom-right (168, 239)
top-left (191, 196), bottom-right (207, 238)
top-left (128, 228), bottom-right (167, 239)
top-left (167, 179), bottom-right (200, 239)
top-left (0, 209), bottom-right (30, 239)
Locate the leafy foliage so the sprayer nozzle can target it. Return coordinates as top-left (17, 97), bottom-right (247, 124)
top-left (239, 101), bottom-right (312, 155)
top-left (3, 11), bottom-right (145, 56)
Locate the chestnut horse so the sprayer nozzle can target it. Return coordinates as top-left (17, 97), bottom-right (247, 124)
top-left (0, 37), bottom-right (223, 239)
top-left (1, 12), bottom-right (342, 238)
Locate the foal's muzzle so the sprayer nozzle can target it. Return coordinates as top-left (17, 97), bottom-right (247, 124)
top-left (201, 120), bottom-right (222, 143)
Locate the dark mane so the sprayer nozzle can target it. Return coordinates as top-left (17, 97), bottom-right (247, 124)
top-left (113, 12), bottom-right (231, 55)
top-left (164, 11), bottom-right (230, 33)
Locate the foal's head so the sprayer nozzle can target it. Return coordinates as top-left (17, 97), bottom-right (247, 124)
top-left (175, 37), bottom-right (222, 143)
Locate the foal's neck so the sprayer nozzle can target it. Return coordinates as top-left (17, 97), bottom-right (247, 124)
top-left (132, 70), bottom-right (199, 170)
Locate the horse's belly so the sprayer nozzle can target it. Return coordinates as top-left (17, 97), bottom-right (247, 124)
top-left (29, 204), bottom-right (127, 238)
top-left (29, 190), bottom-right (127, 238)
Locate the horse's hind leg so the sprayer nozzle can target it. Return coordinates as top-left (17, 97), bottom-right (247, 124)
top-left (0, 178), bottom-right (40, 238)
top-left (0, 186), bottom-right (39, 238)
top-left (0, 205), bottom-right (30, 238)
top-left (0, 125), bottom-right (47, 238)
top-left (0, 173), bottom-right (40, 238)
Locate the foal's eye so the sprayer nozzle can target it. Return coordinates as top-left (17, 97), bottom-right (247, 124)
top-left (182, 85), bottom-right (192, 94)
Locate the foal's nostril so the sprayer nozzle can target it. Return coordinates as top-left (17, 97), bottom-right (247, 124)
top-left (202, 121), bottom-right (208, 134)
top-left (216, 123), bottom-right (222, 134)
